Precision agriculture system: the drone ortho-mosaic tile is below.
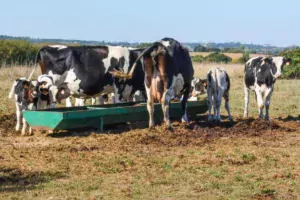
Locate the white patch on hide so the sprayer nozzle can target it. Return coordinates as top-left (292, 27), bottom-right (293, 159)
top-left (161, 41), bottom-right (170, 47)
top-left (48, 70), bottom-right (61, 84)
top-left (102, 46), bottom-right (130, 74)
top-left (64, 69), bottom-right (82, 95)
top-left (49, 45), bottom-right (67, 50)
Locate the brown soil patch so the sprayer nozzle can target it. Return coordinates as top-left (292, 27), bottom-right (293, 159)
top-left (0, 113), bottom-right (16, 136)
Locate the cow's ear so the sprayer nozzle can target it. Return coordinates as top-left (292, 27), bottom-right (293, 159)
top-left (22, 81), bottom-right (30, 89)
top-left (30, 80), bottom-right (38, 87)
top-left (57, 85), bottom-right (71, 100)
top-left (263, 57), bottom-right (272, 65)
top-left (40, 81), bottom-right (48, 88)
top-left (201, 79), bottom-right (207, 87)
top-left (285, 58), bottom-right (292, 66)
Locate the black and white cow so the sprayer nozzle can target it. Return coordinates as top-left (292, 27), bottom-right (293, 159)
top-left (8, 78), bottom-right (38, 135)
top-left (29, 45), bottom-right (146, 105)
top-left (206, 67), bottom-right (233, 122)
top-left (110, 38), bottom-right (194, 129)
top-left (244, 56), bottom-right (291, 120)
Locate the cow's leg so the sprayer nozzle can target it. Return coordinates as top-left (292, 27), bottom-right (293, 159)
top-left (78, 99), bottom-right (85, 106)
top-left (91, 98), bottom-right (96, 105)
top-left (207, 88), bottom-right (213, 122)
top-left (161, 89), bottom-right (171, 128)
top-left (74, 98), bottom-right (79, 106)
top-left (157, 53), bottom-right (172, 129)
top-left (15, 103), bottom-right (21, 132)
top-left (223, 91), bottom-right (233, 122)
top-left (255, 88), bottom-right (264, 119)
top-left (98, 96), bottom-right (105, 105)
top-left (111, 93), bottom-right (115, 104)
top-left (264, 87), bottom-right (273, 121)
top-left (215, 90), bottom-right (223, 122)
top-left (243, 85), bottom-right (250, 118)
top-left (21, 117), bottom-right (27, 136)
top-left (66, 97), bottom-right (72, 107)
top-left (144, 56), bottom-right (155, 128)
top-left (213, 90), bottom-right (218, 121)
top-left (146, 85), bottom-right (155, 128)
top-left (181, 83), bottom-right (191, 123)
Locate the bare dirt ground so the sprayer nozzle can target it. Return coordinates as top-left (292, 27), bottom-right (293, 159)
top-left (0, 63), bottom-right (300, 199)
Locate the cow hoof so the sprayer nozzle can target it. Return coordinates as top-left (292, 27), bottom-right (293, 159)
top-left (21, 130), bottom-right (26, 136)
top-left (29, 127), bottom-right (32, 135)
top-left (208, 116), bottom-right (213, 122)
top-left (148, 125), bottom-right (155, 130)
top-left (265, 116), bottom-right (270, 121)
top-left (181, 118), bottom-right (189, 124)
top-left (181, 114), bottom-right (189, 124)
top-left (229, 118), bottom-right (234, 123)
top-left (166, 125), bottom-right (173, 132)
top-left (15, 126), bottom-right (20, 132)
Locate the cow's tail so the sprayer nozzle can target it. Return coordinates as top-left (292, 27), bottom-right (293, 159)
top-left (225, 71), bottom-right (230, 91)
top-left (109, 42), bottom-right (161, 79)
top-left (28, 47), bottom-right (42, 80)
top-left (213, 68), bottom-right (218, 96)
top-left (8, 80), bottom-right (16, 99)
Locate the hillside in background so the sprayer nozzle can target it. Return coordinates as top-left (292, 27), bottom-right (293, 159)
top-left (1, 35), bottom-right (296, 54)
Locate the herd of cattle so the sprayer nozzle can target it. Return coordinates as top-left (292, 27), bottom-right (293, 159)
top-left (7, 38), bottom-right (291, 135)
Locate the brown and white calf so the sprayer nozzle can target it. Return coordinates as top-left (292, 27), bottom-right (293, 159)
top-left (8, 78), bottom-right (38, 135)
top-left (206, 67), bottom-right (233, 122)
top-left (110, 38), bottom-right (194, 129)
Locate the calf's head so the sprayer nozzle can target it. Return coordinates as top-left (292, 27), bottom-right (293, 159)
top-left (191, 78), bottom-right (207, 97)
top-left (47, 83), bottom-right (71, 104)
top-left (271, 56), bottom-right (292, 78)
top-left (21, 80), bottom-right (38, 110)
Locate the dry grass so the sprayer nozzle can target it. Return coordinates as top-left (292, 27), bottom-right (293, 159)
top-left (0, 64), bottom-right (300, 200)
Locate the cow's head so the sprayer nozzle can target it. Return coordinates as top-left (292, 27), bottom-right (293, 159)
top-left (47, 83), bottom-right (71, 104)
top-left (271, 56), bottom-right (292, 79)
top-left (21, 80), bottom-right (38, 110)
top-left (191, 78), bottom-right (207, 97)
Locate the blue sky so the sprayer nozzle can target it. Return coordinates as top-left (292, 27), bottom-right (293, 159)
top-left (1, 0), bottom-right (299, 46)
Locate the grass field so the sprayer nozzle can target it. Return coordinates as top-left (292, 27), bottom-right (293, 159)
top-left (0, 63), bottom-right (300, 200)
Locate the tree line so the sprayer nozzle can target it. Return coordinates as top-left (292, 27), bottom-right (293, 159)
top-left (0, 39), bottom-right (299, 79)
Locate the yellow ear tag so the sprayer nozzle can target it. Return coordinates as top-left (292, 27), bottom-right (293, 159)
top-left (61, 90), bottom-right (65, 95)
top-left (24, 85), bottom-right (29, 89)
top-left (203, 82), bottom-right (207, 87)
top-left (286, 62), bottom-right (290, 66)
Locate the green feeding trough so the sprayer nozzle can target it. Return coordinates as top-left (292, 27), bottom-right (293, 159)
top-left (23, 98), bottom-right (207, 132)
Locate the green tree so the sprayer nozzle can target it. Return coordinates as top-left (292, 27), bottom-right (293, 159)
top-left (205, 53), bottom-right (232, 63)
top-left (279, 47), bottom-right (300, 79)
top-left (135, 43), bottom-right (151, 48)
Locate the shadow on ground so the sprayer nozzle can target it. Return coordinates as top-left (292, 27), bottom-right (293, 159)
top-left (0, 167), bottom-right (65, 193)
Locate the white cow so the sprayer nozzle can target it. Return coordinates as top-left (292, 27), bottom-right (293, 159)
top-left (206, 67), bottom-right (233, 123)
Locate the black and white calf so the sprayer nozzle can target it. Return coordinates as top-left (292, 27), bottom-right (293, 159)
top-left (110, 38), bottom-right (194, 129)
top-left (188, 78), bottom-right (207, 101)
top-left (30, 45), bottom-right (146, 105)
top-left (244, 56), bottom-right (291, 120)
top-left (8, 78), bottom-right (38, 135)
top-left (206, 67), bottom-right (233, 122)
